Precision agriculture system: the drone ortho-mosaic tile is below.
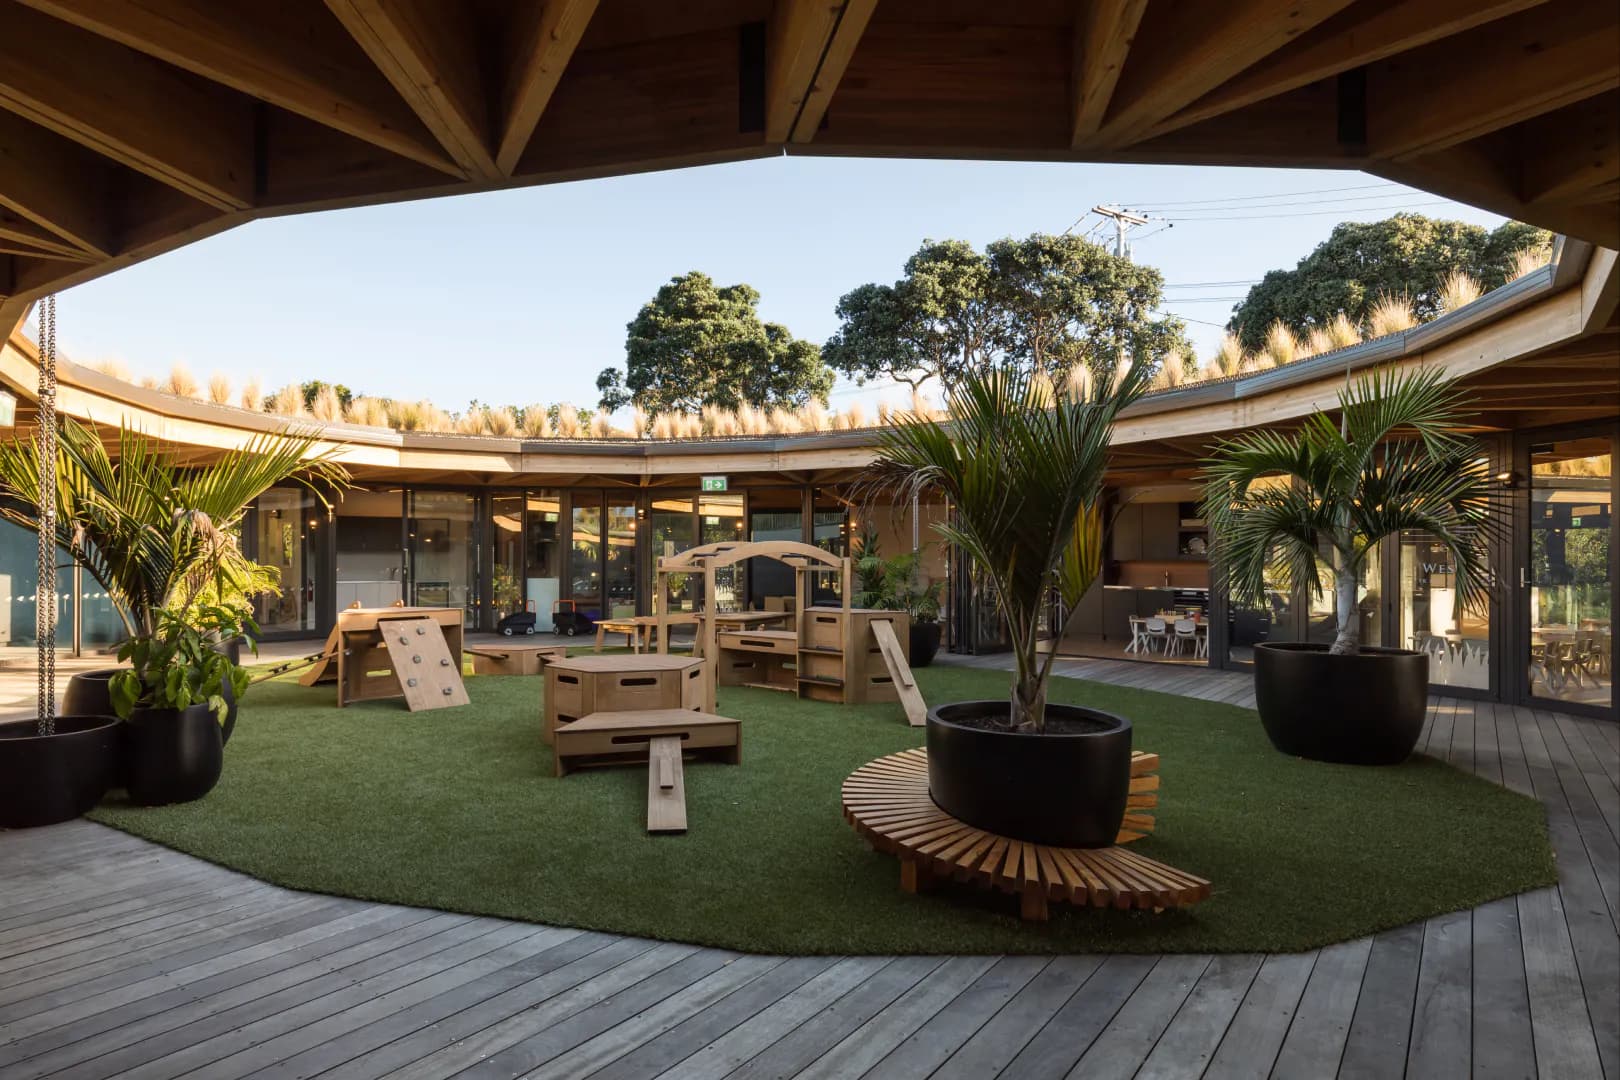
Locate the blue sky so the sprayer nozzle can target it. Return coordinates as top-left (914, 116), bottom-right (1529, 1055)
top-left (54, 155), bottom-right (1507, 415)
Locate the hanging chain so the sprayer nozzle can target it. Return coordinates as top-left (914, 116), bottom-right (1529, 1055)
top-left (36, 295), bottom-right (58, 734)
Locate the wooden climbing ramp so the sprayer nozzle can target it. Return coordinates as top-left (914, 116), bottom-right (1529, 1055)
top-left (841, 748), bottom-right (1208, 921)
top-left (869, 617), bottom-right (926, 727)
top-left (380, 617), bottom-right (470, 711)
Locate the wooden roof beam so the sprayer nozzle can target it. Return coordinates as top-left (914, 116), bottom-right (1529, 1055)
top-left (324, 0), bottom-right (501, 181)
top-left (1519, 92), bottom-right (1620, 206)
top-left (1070, 0), bottom-right (1149, 145)
top-left (765, 0), bottom-right (878, 144)
top-left (0, 110), bottom-right (119, 257)
top-left (1366, 0), bottom-right (1620, 162)
top-left (1144, 0), bottom-right (1546, 141)
top-left (13, 0), bottom-right (463, 180)
top-left (494, 0), bottom-right (599, 175)
top-left (1088, 0), bottom-right (1356, 149)
top-left (0, 3), bottom-right (253, 211)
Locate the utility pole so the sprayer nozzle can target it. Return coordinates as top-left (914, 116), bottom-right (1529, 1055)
top-left (1090, 205), bottom-right (1150, 260)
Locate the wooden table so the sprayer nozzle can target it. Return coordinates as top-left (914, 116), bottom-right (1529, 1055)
top-left (594, 614), bottom-right (698, 653)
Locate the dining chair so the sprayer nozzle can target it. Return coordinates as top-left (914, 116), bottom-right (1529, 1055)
top-left (1171, 619), bottom-right (1197, 658)
top-left (1144, 617), bottom-right (1169, 655)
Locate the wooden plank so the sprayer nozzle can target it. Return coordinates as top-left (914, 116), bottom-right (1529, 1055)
top-left (646, 735), bottom-right (687, 833)
top-left (1518, 885), bottom-right (1606, 1079)
top-left (1338, 922), bottom-right (1423, 1078)
top-left (1069, 954), bottom-right (1212, 1079)
top-left (1268, 936), bottom-right (1374, 1077)
top-left (856, 955), bottom-right (1049, 1078)
top-left (0, 3), bottom-right (254, 210)
top-left (1135, 953), bottom-right (1264, 1080)
top-left (1204, 951), bottom-right (1316, 1079)
top-left (0, 112), bottom-right (116, 257)
top-left (1070, 0), bottom-right (1149, 143)
top-left (870, 617), bottom-right (925, 726)
top-left (1405, 910), bottom-right (1472, 1078)
top-left (1470, 896), bottom-right (1537, 1080)
top-left (764, 0), bottom-right (878, 144)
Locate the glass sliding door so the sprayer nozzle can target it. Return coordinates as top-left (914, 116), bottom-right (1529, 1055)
top-left (648, 496), bottom-right (697, 613)
top-left (335, 489), bottom-right (403, 611)
top-left (700, 492), bottom-right (744, 609)
top-left (1526, 435), bottom-right (1612, 711)
top-left (254, 486), bottom-right (327, 634)
top-left (526, 490), bottom-right (562, 623)
top-left (490, 493), bottom-right (525, 624)
top-left (570, 495), bottom-right (603, 621)
top-left (605, 500), bottom-right (638, 618)
top-left (409, 490), bottom-right (477, 627)
top-left (1400, 530), bottom-right (1491, 690)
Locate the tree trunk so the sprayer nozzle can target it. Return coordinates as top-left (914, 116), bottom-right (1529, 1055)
top-left (1330, 559), bottom-right (1361, 656)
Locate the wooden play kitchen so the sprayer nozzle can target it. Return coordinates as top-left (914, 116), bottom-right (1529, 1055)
top-left (653, 540), bottom-right (925, 724)
top-left (301, 604), bottom-right (468, 711)
top-left (542, 653), bottom-right (705, 744)
top-left (841, 748), bottom-right (1205, 921)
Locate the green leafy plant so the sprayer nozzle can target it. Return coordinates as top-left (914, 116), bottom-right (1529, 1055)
top-left (866, 362), bottom-right (1148, 731)
top-left (1200, 367), bottom-right (1497, 656)
top-left (109, 605), bottom-right (254, 722)
top-left (853, 540), bottom-right (944, 623)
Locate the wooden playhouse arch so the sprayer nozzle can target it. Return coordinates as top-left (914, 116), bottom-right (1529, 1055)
top-left (654, 540), bottom-right (851, 712)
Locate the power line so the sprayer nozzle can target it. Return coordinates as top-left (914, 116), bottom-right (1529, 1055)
top-left (1134, 181), bottom-right (1402, 210)
top-left (1162, 279), bottom-right (1259, 288)
top-left (1164, 200), bottom-right (1456, 222)
top-left (1153, 309), bottom-right (1230, 328)
top-left (1159, 192), bottom-right (1448, 215)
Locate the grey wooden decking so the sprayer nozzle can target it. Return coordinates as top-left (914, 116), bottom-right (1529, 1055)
top-left (1, 657), bottom-right (1615, 1079)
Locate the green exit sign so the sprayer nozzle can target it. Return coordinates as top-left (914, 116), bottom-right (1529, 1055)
top-left (701, 475), bottom-right (728, 492)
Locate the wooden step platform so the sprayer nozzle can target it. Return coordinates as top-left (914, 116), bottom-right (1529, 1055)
top-left (841, 748), bottom-right (1208, 921)
top-left (554, 708), bottom-right (740, 778)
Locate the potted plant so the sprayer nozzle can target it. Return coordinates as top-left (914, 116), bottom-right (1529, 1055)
top-left (854, 539), bottom-right (946, 666)
top-left (867, 362), bottom-right (1148, 847)
top-left (109, 605), bottom-right (252, 805)
top-left (1200, 367), bottom-right (1496, 765)
top-left (0, 419), bottom-right (348, 813)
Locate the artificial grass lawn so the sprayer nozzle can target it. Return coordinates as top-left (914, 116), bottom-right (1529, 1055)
top-left (88, 666), bottom-right (1556, 955)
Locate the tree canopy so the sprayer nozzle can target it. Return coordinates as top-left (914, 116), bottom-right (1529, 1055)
top-left (1227, 214), bottom-right (1552, 352)
top-left (823, 234), bottom-right (1189, 391)
top-left (597, 271), bottom-right (833, 414)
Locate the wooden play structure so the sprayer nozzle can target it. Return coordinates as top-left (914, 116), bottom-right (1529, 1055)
top-left (542, 654), bottom-right (704, 744)
top-left (841, 748), bottom-right (1204, 921)
top-left (654, 541), bottom-right (922, 722)
top-left (464, 642), bottom-right (568, 676)
top-left (300, 604), bottom-right (468, 711)
top-left (554, 709), bottom-right (742, 831)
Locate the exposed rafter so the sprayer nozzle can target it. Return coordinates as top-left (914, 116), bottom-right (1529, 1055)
top-left (1070, 0), bottom-right (1149, 145)
top-left (1143, 0), bottom-right (1546, 140)
top-left (0, 109), bottom-right (118, 257)
top-left (1091, 0), bottom-right (1357, 148)
top-left (1366, 0), bottom-right (1620, 161)
top-left (0, 2), bottom-right (254, 210)
top-left (324, 0), bottom-right (500, 181)
top-left (766, 0), bottom-right (878, 143)
top-left (495, 0), bottom-right (599, 175)
top-left (13, 0), bottom-right (463, 178)
top-left (1519, 92), bottom-right (1620, 206)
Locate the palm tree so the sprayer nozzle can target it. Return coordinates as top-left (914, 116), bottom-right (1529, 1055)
top-left (0, 419), bottom-right (350, 638)
top-left (866, 362), bottom-right (1149, 731)
top-left (1200, 367), bottom-right (1496, 656)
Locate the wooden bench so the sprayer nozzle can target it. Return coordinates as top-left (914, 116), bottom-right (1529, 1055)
top-left (555, 709), bottom-right (742, 832)
top-left (465, 643), bottom-right (568, 676)
top-left (841, 748), bottom-right (1205, 921)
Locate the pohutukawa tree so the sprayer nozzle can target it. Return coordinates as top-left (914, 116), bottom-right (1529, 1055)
top-left (866, 361), bottom-right (1150, 731)
top-left (1199, 367), bottom-right (1498, 656)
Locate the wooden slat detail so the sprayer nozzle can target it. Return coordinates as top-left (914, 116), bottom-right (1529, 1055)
top-left (14, 0), bottom-right (462, 178)
top-left (766, 0), bottom-right (878, 143)
top-left (841, 749), bottom-right (1205, 920)
top-left (494, 0), bottom-right (599, 174)
top-left (1070, 0), bottom-right (1148, 144)
top-left (1147, 0), bottom-right (1547, 139)
top-left (1366, 0), bottom-right (1620, 161)
top-left (0, 3), bottom-right (252, 210)
top-left (1090, 0), bottom-right (1357, 148)
top-left (324, 0), bottom-right (500, 181)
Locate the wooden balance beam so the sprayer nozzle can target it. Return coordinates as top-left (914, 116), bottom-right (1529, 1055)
top-left (554, 709), bottom-right (741, 833)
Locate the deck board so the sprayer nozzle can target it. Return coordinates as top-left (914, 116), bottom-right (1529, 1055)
top-left (1, 655), bottom-right (1613, 1079)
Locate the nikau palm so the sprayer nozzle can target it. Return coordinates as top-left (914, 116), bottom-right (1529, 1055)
top-left (1200, 367), bottom-right (1496, 656)
top-left (0, 419), bottom-right (349, 637)
top-left (866, 363), bottom-right (1149, 731)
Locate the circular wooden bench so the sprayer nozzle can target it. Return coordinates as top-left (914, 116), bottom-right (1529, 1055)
top-left (841, 748), bottom-right (1211, 921)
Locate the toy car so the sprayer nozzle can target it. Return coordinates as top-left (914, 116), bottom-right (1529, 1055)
top-left (495, 610), bottom-right (537, 636)
top-left (551, 599), bottom-right (594, 636)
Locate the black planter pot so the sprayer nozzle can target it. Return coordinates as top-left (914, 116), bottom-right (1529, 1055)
top-left (65, 667), bottom-right (237, 747)
top-left (1253, 642), bottom-right (1429, 765)
top-left (124, 704), bottom-right (224, 806)
top-left (0, 715), bottom-right (123, 828)
top-left (908, 622), bottom-right (943, 668)
top-left (926, 701), bottom-right (1132, 847)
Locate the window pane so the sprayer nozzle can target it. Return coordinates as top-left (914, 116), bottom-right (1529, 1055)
top-left (571, 497), bottom-right (602, 619)
top-left (336, 489), bottom-right (402, 610)
top-left (606, 502), bottom-right (637, 619)
top-left (526, 490), bottom-right (561, 620)
top-left (1400, 531), bottom-right (1489, 690)
top-left (255, 487), bottom-right (322, 633)
top-left (409, 490), bottom-right (476, 628)
top-left (1529, 440), bottom-right (1611, 708)
top-left (491, 493), bottom-right (525, 622)
top-left (648, 496), bottom-right (696, 613)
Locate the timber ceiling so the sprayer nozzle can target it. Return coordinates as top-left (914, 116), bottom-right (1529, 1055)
top-left (0, 0), bottom-right (1617, 332)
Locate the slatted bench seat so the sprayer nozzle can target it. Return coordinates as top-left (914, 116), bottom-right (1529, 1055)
top-left (841, 748), bottom-right (1207, 921)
